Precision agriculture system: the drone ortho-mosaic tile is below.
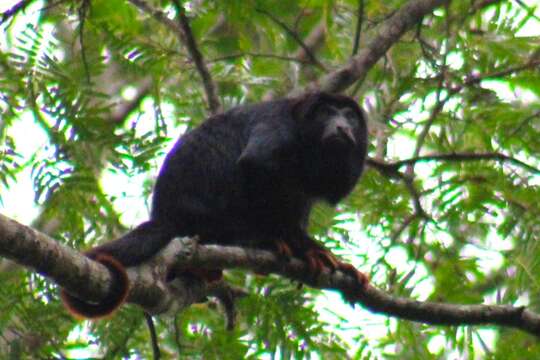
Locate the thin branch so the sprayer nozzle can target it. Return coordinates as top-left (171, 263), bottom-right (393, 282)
top-left (390, 213), bottom-right (418, 243)
top-left (403, 59), bottom-right (540, 172)
top-left (408, 80), bottom-right (447, 174)
top-left (0, 0), bottom-right (29, 26)
top-left (172, 1), bottom-right (221, 114)
top-left (351, 0), bottom-right (365, 56)
top-left (208, 52), bottom-right (310, 65)
top-left (459, 60), bottom-right (540, 90)
top-left (294, 19), bottom-right (327, 63)
top-left (127, 0), bottom-right (181, 35)
top-left (184, 241), bottom-right (540, 337)
top-left (256, 8), bottom-right (327, 71)
top-left (77, 0), bottom-right (91, 84)
top-left (508, 109), bottom-right (540, 138)
top-left (370, 152), bottom-right (540, 175)
top-left (144, 313), bottom-right (161, 360)
top-left (111, 78), bottom-right (153, 124)
top-left (408, 3), bottom-right (449, 173)
top-left (403, 177), bottom-right (429, 218)
top-left (365, 158), bottom-right (431, 218)
top-left (127, 0), bottom-right (221, 114)
top-left (366, 158), bottom-right (407, 179)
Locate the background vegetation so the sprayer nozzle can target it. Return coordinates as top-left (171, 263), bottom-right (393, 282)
top-left (1, 0), bottom-right (540, 358)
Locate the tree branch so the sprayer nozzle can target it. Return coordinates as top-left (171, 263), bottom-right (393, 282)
top-left (315, 0), bottom-right (450, 93)
top-left (2, 214), bottom-right (540, 337)
top-left (127, 0), bottom-right (221, 114)
top-left (0, 0), bottom-right (30, 26)
top-left (368, 152), bottom-right (540, 176)
top-left (208, 52), bottom-right (311, 65)
top-left (294, 20), bottom-right (327, 64)
top-left (172, 1), bottom-right (221, 114)
top-left (256, 8), bottom-right (327, 71)
top-left (351, 0), bottom-right (365, 56)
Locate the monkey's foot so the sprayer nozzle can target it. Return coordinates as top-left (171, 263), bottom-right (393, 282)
top-left (303, 246), bottom-right (340, 276)
top-left (336, 261), bottom-right (369, 287)
top-left (335, 261), bottom-right (369, 302)
top-left (254, 240), bottom-right (293, 276)
top-left (274, 240), bottom-right (293, 258)
top-left (302, 247), bottom-right (369, 295)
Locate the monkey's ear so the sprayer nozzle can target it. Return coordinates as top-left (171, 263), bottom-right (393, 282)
top-left (237, 122), bottom-right (293, 172)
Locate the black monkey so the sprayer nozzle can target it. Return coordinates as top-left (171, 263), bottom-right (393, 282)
top-left (61, 92), bottom-right (369, 318)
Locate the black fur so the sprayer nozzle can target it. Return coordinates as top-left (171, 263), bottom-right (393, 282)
top-left (62, 92), bottom-right (368, 317)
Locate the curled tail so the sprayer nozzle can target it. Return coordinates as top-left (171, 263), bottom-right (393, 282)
top-left (61, 253), bottom-right (129, 319)
top-left (61, 221), bottom-right (177, 319)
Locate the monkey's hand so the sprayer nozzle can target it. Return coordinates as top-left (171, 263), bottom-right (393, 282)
top-left (302, 242), bottom-right (369, 294)
top-left (303, 245), bottom-right (339, 275)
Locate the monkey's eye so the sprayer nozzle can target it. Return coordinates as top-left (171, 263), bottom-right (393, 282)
top-left (342, 108), bottom-right (358, 121)
top-left (317, 105), bottom-right (336, 117)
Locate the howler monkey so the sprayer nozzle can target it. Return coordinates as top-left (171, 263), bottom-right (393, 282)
top-left (61, 92), bottom-right (369, 318)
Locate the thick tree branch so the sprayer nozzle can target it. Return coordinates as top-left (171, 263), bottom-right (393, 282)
top-left (0, 213), bottom-right (207, 315)
top-left (315, 0), bottom-right (450, 93)
top-left (0, 214), bottom-right (115, 302)
top-left (2, 214), bottom-right (540, 337)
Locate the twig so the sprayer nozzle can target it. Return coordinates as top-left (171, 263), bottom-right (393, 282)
top-left (459, 60), bottom-right (540, 90)
top-left (371, 152), bottom-right (540, 175)
top-left (172, 1), bottom-right (221, 114)
top-left (127, 0), bottom-right (181, 34)
top-left (77, 0), bottom-right (91, 84)
top-left (408, 82), bottom-right (447, 175)
top-left (351, 0), bottom-right (365, 56)
top-left (144, 312), bottom-right (161, 360)
top-left (208, 52), bottom-right (310, 64)
top-left (0, 0), bottom-right (29, 26)
top-left (294, 20), bottom-right (327, 63)
top-left (256, 8), bottom-right (327, 71)
top-left (111, 78), bottom-right (153, 124)
top-left (390, 213), bottom-right (418, 243)
top-left (127, 0), bottom-right (221, 114)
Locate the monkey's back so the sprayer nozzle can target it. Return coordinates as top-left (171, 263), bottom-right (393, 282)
top-left (150, 100), bottom-right (304, 245)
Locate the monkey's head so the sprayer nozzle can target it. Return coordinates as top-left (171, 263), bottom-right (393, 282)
top-left (293, 92), bottom-right (367, 153)
top-left (293, 92), bottom-right (368, 203)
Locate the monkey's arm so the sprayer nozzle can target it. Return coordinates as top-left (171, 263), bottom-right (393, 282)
top-left (237, 121), bottom-right (296, 172)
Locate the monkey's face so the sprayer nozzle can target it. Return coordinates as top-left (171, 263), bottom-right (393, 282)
top-left (304, 102), bottom-right (365, 153)
top-left (291, 93), bottom-right (368, 203)
top-left (318, 105), bottom-right (360, 147)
